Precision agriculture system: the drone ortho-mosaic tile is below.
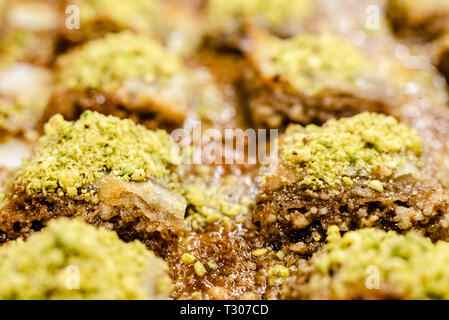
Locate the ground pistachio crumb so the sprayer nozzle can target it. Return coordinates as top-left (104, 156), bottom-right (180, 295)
top-left (181, 253), bottom-right (196, 264)
top-left (0, 65), bottom-right (52, 136)
top-left (0, 25), bottom-right (51, 68)
top-left (279, 113), bottom-right (422, 187)
top-left (0, 90), bottom-right (49, 134)
top-left (302, 226), bottom-right (449, 299)
top-left (261, 32), bottom-right (372, 95)
top-left (368, 179), bottom-right (384, 192)
top-left (342, 176), bottom-right (354, 186)
top-left (191, 291), bottom-right (202, 299)
top-left (0, 218), bottom-right (172, 299)
top-left (194, 261), bottom-right (206, 277)
top-left (207, 261), bottom-right (218, 270)
top-left (252, 248), bottom-right (268, 257)
top-left (16, 111), bottom-right (177, 199)
top-left (268, 265), bottom-right (290, 287)
top-left (276, 250), bottom-right (285, 260)
top-left (56, 31), bottom-right (184, 93)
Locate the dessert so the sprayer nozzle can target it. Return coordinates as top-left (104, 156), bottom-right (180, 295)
top-left (255, 113), bottom-right (449, 253)
top-left (0, 111), bottom-right (186, 251)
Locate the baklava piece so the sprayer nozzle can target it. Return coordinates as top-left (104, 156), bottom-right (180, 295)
top-left (46, 32), bottom-right (192, 131)
top-left (150, 1), bottom-right (204, 56)
top-left (0, 111), bottom-right (186, 250)
top-left (255, 113), bottom-right (449, 253)
top-left (0, 0), bottom-right (61, 67)
top-left (0, 63), bottom-right (52, 141)
top-left (0, 218), bottom-right (172, 300)
top-left (386, 0), bottom-right (449, 42)
top-left (61, 0), bottom-right (158, 45)
top-left (283, 227), bottom-right (449, 299)
top-left (240, 28), bottom-right (393, 129)
top-left (204, 0), bottom-right (313, 48)
top-left (61, 0), bottom-right (202, 56)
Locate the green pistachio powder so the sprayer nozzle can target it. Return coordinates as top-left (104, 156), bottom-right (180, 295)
top-left (0, 3), bottom-right (52, 131)
top-left (279, 113), bottom-right (422, 187)
top-left (0, 87), bottom-right (51, 134)
top-left (302, 226), bottom-right (449, 299)
top-left (56, 32), bottom-right (184, 93)
top-left (0, 218), bottom-right (171, 299)
top-left (76, 0), bottom-right (157, 33)
top-left (262, 33), bottom-right (372, 95)
top-left (16, 111), bottom-right (177, 199)
top-left (207, 0), bottom-right (313, 32)
top-left (0, 30), bottom-right (38, 68)
top-left (0, 2), bottom-right (52, 68)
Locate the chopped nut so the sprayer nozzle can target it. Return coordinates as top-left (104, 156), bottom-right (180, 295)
top-left (194, 261), bottom-right (206, 276)
top-left (267, 265), bottom-right (290, 287)
top-left (181, 253), bottom-right (196, 264)
top-left (276, 250), bottom-right (285, 260)
top-left (252, 248), bottom-right (268, 257)
top-left (368, 180), bottom-right (384, 193)
top-left (207, 261), bottom-right (218, 270)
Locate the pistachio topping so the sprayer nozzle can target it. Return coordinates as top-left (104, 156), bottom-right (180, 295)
top-left (260, 33), bottom-right (372, 95)
top-left (207, 261), bottom-right (218, 270)
top-left (194, 261), bottom-right (206, 277)
top-left (276, 250), bottom-right (285, 260)
top-left (0, 30), bottom-right (36, 67)
top-left (280, 113), bottom-right (422, 187)
top-left (181, 253), bottom-right (196, 264)
top-left (0, 65), bottom-right (52, 137)
top-left (252, 248), bottom-right (268, 257)
top-left (72, 0), bottom-right (158, 35)
top-left (56, 32), bottom-right (184, 93)
top-left (0, 96), bottom-right (41, 133)
top-left (0, 1), bottom-right (59, 68)
top-left (206, 0), bottom-right (313, 33)
top-left (268, 265), bottom-right (290, 287)
top-left (368, 179), bottom-right (384, 192)
top-left (16, 111), bottom-right (177, 198)
top-left (0, 219), bottom-right (172, 300)
top-left (303, 226), bottom-right (449, 299)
